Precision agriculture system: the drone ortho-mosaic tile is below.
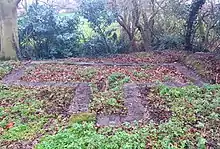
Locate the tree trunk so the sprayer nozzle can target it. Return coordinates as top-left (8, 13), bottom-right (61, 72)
top-left (137, 16), bottom-right (153, 52)
top-left (185, 0), bottom-right (206, 51)
top-left (0, 0), bottom-right (20, 60)
top-left (142, 28), bottom-right (152, 51)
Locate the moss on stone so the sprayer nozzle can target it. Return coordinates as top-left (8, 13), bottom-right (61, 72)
top-left (69, 112), bottom-right (96, 124)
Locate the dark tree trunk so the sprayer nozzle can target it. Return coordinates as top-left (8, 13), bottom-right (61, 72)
top-left (185, 0), bottom-right (206, 51)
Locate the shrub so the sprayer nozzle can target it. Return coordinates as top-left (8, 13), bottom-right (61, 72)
top-left (18, 4), bottom-right (80, 60)
top-left (153, 35), bottom-right (184, 50)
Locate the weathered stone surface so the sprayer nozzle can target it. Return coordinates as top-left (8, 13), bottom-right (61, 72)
top-left (121, 84), bottom-right (145, 122)
top-left (96, 114), bottom-right (121, 126)
top-left (68, 83), bottom-right (91, 114)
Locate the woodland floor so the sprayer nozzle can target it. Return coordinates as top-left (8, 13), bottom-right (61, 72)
top-left (0, 50), bottom-right (219, 149)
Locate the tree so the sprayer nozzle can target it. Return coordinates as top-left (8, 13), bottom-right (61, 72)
top-left (110, 0), bottom-right (166, 52)
top-left (110, 0), bottom-right (139, 52)
top-left (197, 0), bottom-right (220, 51)
top-left (0, 0), bottom-right (21, 60)
top-left (185, 0), bottom-right (206, 51)
top-left (135, 0), bottom-right (166, 51)
top-left (80, 0), bottom-right (116, 54)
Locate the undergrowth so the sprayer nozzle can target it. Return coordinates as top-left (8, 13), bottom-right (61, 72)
top-left (91, 72), bottom-right (130, 114)
top-left (0, 85), bottom-right (75, 148)
top-left (36, 84), bottom-right (220, 149)
top-left (0, 86), bottom-right (48, 142)
top-left (0, 61), bottom-right (20, 80)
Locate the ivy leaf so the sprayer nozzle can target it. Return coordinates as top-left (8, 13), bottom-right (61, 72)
top-left (197, 137), bottom-right (206, 149)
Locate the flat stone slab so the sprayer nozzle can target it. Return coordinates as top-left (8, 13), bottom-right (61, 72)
top-left (121, 84), bottom-right (145, 122)
top-left (68, 83), bottom-right (92, 114)
top-left (96, 114), bottom-right (121, 126)
top-left (30, 61), bottom-right (155, 67)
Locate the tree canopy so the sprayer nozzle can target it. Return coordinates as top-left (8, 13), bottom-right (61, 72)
top-left (0, 0), bottom-right (220, 59)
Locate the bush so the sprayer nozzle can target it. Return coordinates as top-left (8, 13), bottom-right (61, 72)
top-left (153, 35), bottom-right (184, 50)
top-left (18, 4), bottom-right (80, 60)
top-left (18, 1), bottom-right (128, 59)
top-left (79, 35), bottom-right (128, 57)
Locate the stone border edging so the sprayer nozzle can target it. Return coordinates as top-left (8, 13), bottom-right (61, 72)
top-left (0, 60), bottom-right (209, 127)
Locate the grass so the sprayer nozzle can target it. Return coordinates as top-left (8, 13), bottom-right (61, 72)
top-left (68, 112), bottom-right (96, 125)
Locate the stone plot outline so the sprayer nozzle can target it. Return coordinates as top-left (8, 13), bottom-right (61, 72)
top-left (1, 61), bottom-right (208, 125)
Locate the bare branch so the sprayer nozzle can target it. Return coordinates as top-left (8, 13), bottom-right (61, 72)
top-left (148, 0), bottom-right (166, 21)
top-left (15, 0), bottom-right (22, 6)
top-left (117, 15), bottom-right (133, 40)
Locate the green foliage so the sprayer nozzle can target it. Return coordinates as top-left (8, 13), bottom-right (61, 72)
top-left (1, 121), bottom-right (46, 141)
top-left (106, 98), bottom-right (121, 107)
top-left (77, 67), bottom-right (97, 81)
top-left (197, 137), bottom-right (206, 149)
top-left (18, 4), bottom-right (80, 59)
top-left (79, 0), bottom-right (125, 56)
top-left (108, 73), bottom-right (130, 90)
top-left (154, 35), bottom-right (184, 50)
top-left (78, 17), bottom-right (96, 42)
top-left (0, 61), bottom-right (19, 80)
top-left (133, 71), bottom-right (150, 79)
top-left (36, 117), bottom-right (212, 149)
top-left (1, 77), bottom-right (220, 148)
top-left (158, 85), bottom-right (220, 146)
top-left (0, 86), bottom-right (48, 141)
top-left (36, 122), bottom-right (147, 149)
top-left (18, 2), bottom-right (127, 59)
top-left (159, 85), bottom-right (220, 120)
top-left (80, 0), bottom-right (114, 28)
